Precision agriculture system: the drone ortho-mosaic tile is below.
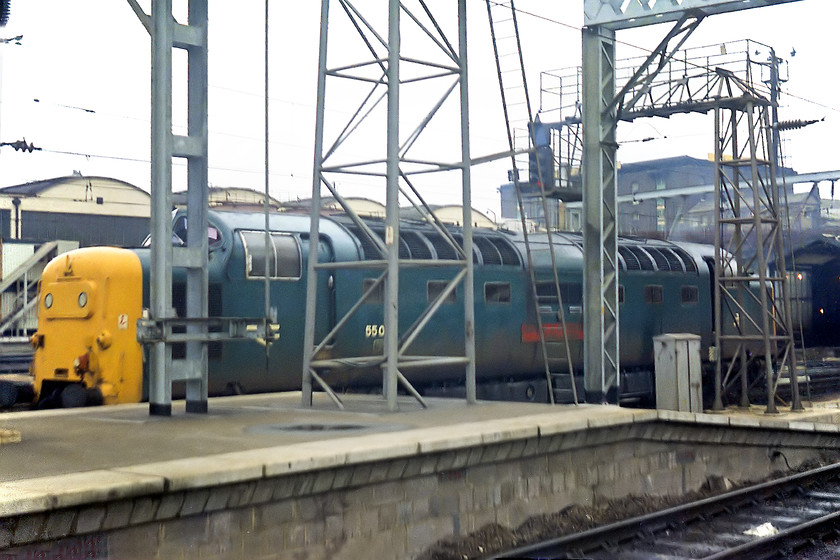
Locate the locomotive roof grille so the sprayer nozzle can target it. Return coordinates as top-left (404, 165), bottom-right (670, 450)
top-left (474, 236), bottom-right (502, 265)
top-left (662, 248), bottom-right (686, 271)
top-left (672, 247), bottom-right (699, 273)
top-left (344, 222), bottom-right (521, 265)
top-left (451, 235), bottom-right (480, 264)
top-left (345, 220), bottom-right (697, 273)
top-left (403, 231), bottom-right (432, 260)
top-left (344, 224), bottom-right (382, 261)
top-left (490, 238), bottom-right (522, 266)
top-left (617, 244), bottom-right (699, 274)
top-left (646, 247), bottom-right (674, 271)
top-left (426, 231), bottom-right (458, 260)
top-left (618, 246), bottom-right (641, 271)
top-left (628, 247), bottom-right (656, 271)
top-left (398, 236), bottom-right (411, 259)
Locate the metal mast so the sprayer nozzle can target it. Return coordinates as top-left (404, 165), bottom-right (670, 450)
top-left (130, 0), bottom-right (274, 415)
top-left (304, 0), bottom-right (475, 411)
top-left (129, 0), bottom-right (210, 416)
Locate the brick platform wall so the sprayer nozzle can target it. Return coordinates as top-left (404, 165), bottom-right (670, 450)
top-left (3, 420), bottom-right (839, 560)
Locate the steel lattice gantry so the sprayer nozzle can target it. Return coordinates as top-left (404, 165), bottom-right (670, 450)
top-left (580, 0), bottom-right (803, 403)
top-left (712, 94), bottom-right (801, 413)
top-left (304, 0), bottom-right (475, 411)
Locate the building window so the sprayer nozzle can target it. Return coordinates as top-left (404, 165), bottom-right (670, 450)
top-left (656, 198), bottom-right (666, 232)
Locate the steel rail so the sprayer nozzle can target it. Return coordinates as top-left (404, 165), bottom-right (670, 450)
top-left (494, 462), bottom-right (840, 559)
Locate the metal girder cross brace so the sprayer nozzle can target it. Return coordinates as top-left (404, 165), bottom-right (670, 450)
top-left (585, 0), bottom-right (803, 30)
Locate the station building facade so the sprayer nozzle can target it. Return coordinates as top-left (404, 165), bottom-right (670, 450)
top-left (0, 175), bottom-right (151, 247)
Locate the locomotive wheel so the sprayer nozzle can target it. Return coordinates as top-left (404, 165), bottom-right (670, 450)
top-left (525, 384), bottom-right (536, 401)
top-left (225, 382), bottom-right (245, 396)
top-left (0, 382), bottom-right (17, 408)
top-left (37, 389), bottom-right (61, 409)
top-left (60, 384), bottom-right (88, 408)
top-left (86, 387), bottom-right (104, 406)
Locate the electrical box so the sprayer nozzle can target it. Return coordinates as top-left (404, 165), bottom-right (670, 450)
top-left (654, 333), bottom-right (702, 412)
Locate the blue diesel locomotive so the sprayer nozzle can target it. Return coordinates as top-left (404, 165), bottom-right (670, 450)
top-left (29, 207), bottom-right (738, 407)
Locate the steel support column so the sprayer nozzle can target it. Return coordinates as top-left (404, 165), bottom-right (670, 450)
top-left (134, 0), bottom-right (209, 415)
top-left (384, 0), bottom-right (401, 410)
top-left (458, 0), bottom-right (477, 404)
top-left (302, 0), bottom-right (331, 407)
top-left (581, 25), bottom-right (618, 403)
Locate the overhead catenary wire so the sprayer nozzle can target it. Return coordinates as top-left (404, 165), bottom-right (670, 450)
top-left (6, 1), bottom-right (837, 201)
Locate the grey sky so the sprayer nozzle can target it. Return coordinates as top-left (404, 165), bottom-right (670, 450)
top-left (0, 1), bottom-right (835, 217)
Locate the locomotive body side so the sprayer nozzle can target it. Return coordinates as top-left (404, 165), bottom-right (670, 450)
top-left (31, 247), bottom-right (144, 406)
top-left (159, 209), bottom-right (361, 397)
top-left (24, 207), bottom-right (795, 409)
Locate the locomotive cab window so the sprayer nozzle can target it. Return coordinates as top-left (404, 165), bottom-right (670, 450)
top-left (428, 281), bottom-right (457, 304)
top-left (681, 285), bottom-right (699, 304)
top-left (154, 215), bottom-right (223, 250)
top-left (485, 282), bottom-right (511, 304)
top-left (240, 231), bottom-right (302, 279)
top-left (207, 225), bottom-right (223, 249)
top-left (644, 285), bottom-right (664, 304)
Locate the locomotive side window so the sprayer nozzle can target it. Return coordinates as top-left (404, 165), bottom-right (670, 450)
top-left (427, 281), bottom-right (457, 304)
top-left (362, 278), bottom-right (384, 304)
top-left (273, 235), bottom-right (301, 278)
top-left (681, 285), bottom-right (699, 304)
top-left (242, 231), bottom-right (274, 277)
top-left (485, 282), bottom-right (511, 304)
top-left (618, 285), bottom-right (624, 304)
top-left (536, 282), bottom-right (582, 306)
top-left (240, 231), bottom-right (301, 279)
top-left (644, 285), bottom-right (664, 304)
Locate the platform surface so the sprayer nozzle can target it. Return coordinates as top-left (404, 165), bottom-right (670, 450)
top-left (1, 392), bottom-right (839, 517)
top-left (0, 393), bottom-right (639, 482)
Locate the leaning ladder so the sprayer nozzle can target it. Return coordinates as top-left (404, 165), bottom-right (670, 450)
top-left (486, 0), bottom-right (578, 404)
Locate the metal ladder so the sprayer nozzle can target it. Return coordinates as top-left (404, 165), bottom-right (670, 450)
top-left (486, 0), bottom-right (577, 404)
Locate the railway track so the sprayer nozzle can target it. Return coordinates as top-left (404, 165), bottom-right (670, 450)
top-left (494, 462), bottom-right (840, 559)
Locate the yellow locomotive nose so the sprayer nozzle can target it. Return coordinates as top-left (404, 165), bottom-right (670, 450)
top-left (31, 247), bottom-right (144, 407)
